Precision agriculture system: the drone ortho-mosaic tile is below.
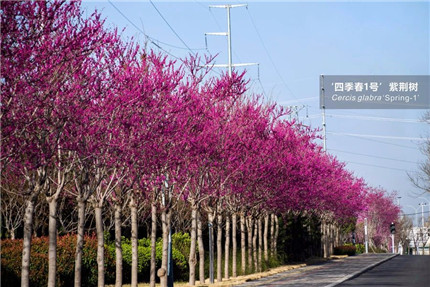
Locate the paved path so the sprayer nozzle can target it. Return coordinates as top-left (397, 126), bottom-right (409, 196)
top-left (234, 253), bottom-right (397, 287)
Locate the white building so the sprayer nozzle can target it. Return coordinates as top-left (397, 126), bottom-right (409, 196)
top-left (406, 227), bottom-right (429, 255)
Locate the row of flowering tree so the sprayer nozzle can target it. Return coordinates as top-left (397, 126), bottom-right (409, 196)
top-left (1, 1), bottom-right (399, 287)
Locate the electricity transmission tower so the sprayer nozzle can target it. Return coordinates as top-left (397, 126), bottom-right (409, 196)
top-left (205, 4), bottom-right (258, 77)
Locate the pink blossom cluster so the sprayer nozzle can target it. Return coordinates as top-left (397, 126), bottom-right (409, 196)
top-left (1, 0), bottom-right (391, 225)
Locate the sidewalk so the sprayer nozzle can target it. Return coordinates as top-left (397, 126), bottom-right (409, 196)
top-left (233, 253), bottom-right (398, 287)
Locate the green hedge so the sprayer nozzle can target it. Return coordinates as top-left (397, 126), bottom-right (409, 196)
top-left (355, 243), bottom-right (365, 254)
top-left (1, 234), bottom-right (115, 287)
top-left (333, 245), bottom-right (356, 256)
top-left (107, 233), bottom-right (189, 283)
top-left (1, 233), bottom-right (190, 287)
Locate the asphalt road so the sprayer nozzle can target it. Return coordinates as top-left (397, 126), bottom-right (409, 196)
top-left (338, 255), bottom-right (430, 287)
top-left (234, 254), bottom-right (396, 287)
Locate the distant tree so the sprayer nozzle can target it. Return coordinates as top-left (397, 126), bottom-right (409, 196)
top-left (0, 172), bottom-right (26, 239)
top-left (409, 111), bottom-right (430, 193)
top-left (395, 215), bottom-right (413, 254)
top-left (356, 188), bottom-right (401, 251)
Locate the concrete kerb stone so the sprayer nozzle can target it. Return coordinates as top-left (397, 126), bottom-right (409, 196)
top-left (323, 253), bottom-right (399, 287)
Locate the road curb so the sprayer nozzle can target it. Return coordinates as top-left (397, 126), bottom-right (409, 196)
top-left (324, 254), bottom-right (399, 287)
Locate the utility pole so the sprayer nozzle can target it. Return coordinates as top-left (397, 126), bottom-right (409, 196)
top-left (320, 75), bottom-right (327, 151)
top-left (419, 203), bottom-right (427, 228)
top-left (206, 4), bottom-right (258, 77)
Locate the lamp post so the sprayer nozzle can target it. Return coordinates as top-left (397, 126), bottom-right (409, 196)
top-left (418, 197), bottom-right (430, 219)
top-left (419, 203), bottom-right (427, 228)
top-left (418, 203), bottom-right (427, 256)
top-left (418, 197), bottom-right (430, 256)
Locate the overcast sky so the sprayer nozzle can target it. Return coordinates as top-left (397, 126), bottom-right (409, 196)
top-left (82, 0), bottom-right (430, 223)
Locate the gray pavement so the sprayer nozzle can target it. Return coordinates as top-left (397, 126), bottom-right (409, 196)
top-left (233, 253), bottom-right (398, 287)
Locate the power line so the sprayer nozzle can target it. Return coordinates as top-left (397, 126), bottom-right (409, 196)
top-left (107, 0), bottom-right (182, 60)
top-left (280, 97), bottom-right (319, 105)
top-left (345, 161), bottom-right (413, 172)
top-left (403, 210), bottom-right (430, 216)
top-left (110, 1), bottom-right (227, 80)
top-left (258, 78), bottom-right (267, 97)
top-left (246, 6), bottom-right (298, 101)
top-left (149, 0), bottom-right (198, 55)
top-left (326, 114), bottom-right (426, 124)
top-left (304, 113), bottom-right (322, 119)
top-left (327, 132), bottom-right (426, 141)
top-left (336, 133), bottom-right (418, 150)
top-left (328, 148), bottom-right (418, 165)
top-left (193, 0), bottom-right (210, 10)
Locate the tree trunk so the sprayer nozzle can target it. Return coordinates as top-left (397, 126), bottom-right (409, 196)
top-left (47, 197), bottom-right (58, 287)
top-left (160, 208), bottom-right (167, 287)
top-left (240, 213), bottom-right (246, 275)
top-left (247, 216), bottom-right (253, 272)
top-left (270, 214), bottom-right (275, 257)
top-left (325, 220), bottom-right (329, 258)
top-left (21, 169), bottom-right (45, 287)
top-left (326, 222), bottom-right (330, 257)
top-left (335, 224), bottom-right (340, 247)
top-left (189, 205), bottom-right (197, 286)
top-left (159, 207), bottom-right (171, 287)
top-left (263, 214), bottom-right (269, 261)
top-left (130, 196), bottom-right (138, 287)
top-left (224, 214), bottom-right (230, 280)
top-left (274, 215), bottom-right (278, 256)
top-left (217, 212), bottom-right (222, 282)
top-left (322, 220), bottom-right (327, 258)
top-left (150, 202), bottom-right (157, 287)
top-left (208, 210), bottom-right (214, 283)
top-left (328, 222), bottom-right (331, 257)
top-left (320, 220), bottom-right (325, 257)
top-left (232, 213), bottom-right (237, 277)
top-left (258, 217), bottom-right (262, 272)
top-left (94, 204), bottom-right (105, 287)
top-left (197, 210), bottom-right (205, 284)
top-left (252, 220), bottom-right (257, 272)
top-left (329, 223), bottom-right (333, 256)
top-left (115, 202), bottom-right (123, 287)
top-left (21, 198), bottom-right (36, 287)
top-left (74, 198), bottom-right (86, 287)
